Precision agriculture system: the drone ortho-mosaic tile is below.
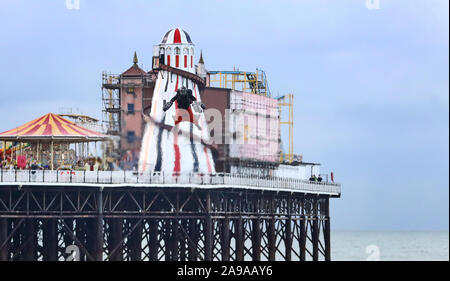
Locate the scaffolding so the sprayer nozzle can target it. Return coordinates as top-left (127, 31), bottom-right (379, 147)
top-left (101, 72), bottom-right (121, 136)
top-left (208, 68), bottom-right (271, 97)
top-left (277, 94), bottom-right (301, 164)
top-left (100, 72), bottom-right (121, 159)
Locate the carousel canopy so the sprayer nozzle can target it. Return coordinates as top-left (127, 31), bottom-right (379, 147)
top-left (0, 113), bottom-right (108, 142)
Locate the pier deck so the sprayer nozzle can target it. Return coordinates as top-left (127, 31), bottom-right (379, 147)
top-left (0, 170), bottom-right (341, 196)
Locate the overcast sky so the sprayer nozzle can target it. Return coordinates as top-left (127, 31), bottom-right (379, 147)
top-left (0, 0), bottom-right (448, 230)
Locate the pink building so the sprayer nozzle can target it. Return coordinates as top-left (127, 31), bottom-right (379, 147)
top-left (103, 53), bottom-right (157, 168)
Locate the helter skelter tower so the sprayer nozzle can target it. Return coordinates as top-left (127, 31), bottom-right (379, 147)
top-left (139, 28), bottom-right (215, 174)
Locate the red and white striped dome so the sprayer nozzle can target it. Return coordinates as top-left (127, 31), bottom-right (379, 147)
top-left (161, 28), bottom-right (193, 45)
top-left (156, 28), bottom-right (196, 73)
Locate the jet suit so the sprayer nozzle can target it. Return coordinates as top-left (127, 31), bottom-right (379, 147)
top-left (163, 86), bottom-right (206, 129)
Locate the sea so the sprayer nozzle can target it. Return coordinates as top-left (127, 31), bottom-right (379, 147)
top-left (331, 230), bottom-right (449, 261)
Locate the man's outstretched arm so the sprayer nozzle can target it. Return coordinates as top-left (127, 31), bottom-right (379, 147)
top-left (163, 93), bottom-right (178, 111)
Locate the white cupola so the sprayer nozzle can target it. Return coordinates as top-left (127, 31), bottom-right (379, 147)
top-left (154, 28), bottom-right (195, 74)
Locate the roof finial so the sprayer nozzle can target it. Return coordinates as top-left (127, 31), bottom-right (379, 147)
top-left (133, 51), bottom-right (138, 64)
top-left (199, 50), bottom-right (204, 64)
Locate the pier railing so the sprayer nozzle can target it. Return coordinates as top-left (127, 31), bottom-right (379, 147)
top-left (0, 169), bottom-right (341, 195)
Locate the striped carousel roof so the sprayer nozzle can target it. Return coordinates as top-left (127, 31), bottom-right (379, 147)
top-left (0, 113), bottom-right (107, 141)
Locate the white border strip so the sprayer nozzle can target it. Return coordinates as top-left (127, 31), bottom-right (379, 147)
top-left (0, 182), bottom-right (340, 196)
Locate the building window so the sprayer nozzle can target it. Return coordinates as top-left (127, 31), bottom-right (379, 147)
top-left (183, 47), bottom-right (189, 55)
top-left (127, 87), bottom-right (135, 94)
top-left (159, 48), bottom-right (165, 65)
top-left (127, 103), bottom-right (135, 114)
top-left (175, 47), bottom-right (180, 55)
top-left (244, 125), bottom-right (249, 142)
top-left (127, 131), bottom-right (136, 143)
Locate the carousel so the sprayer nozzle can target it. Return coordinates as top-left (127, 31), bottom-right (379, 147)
top-left (0, 113), bottom-right (108, 170)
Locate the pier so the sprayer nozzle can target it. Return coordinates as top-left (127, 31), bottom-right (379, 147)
top-left (0, 170), bottom-right (340, 261)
